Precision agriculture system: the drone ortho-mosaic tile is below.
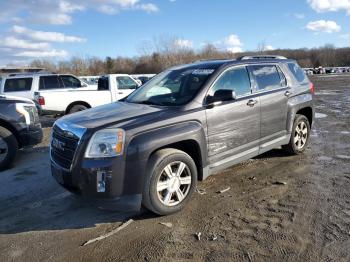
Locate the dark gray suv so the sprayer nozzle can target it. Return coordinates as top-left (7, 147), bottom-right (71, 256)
top-left (50, 55), bottom-right (314, 215)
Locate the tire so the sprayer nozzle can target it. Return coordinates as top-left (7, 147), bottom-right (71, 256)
top-left (142, 148), bottom-right (198, 215)
top-left (283, 114), bottom-right (310, 155)
top-left (0, 126), bottom-right (18, 171)
top-left (68, 104), bottom-right (88, 114)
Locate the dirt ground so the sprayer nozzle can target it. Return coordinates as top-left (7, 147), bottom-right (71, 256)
top-left (0, 74), bottom-right (349, 262)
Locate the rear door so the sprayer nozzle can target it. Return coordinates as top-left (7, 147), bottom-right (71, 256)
top-left (3, 77), bottom-right (33, 99)
top-left (205, 66), bottom-right (260, 169)
top-left (247, 64), bottom-right (289, 148)
top-left (115, 76), bottom-right (139, 100)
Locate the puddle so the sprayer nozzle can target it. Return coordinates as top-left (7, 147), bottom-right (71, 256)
top-left (315, 113), bottom-right (328, 119)
top-left (340, 131), bottom-right (350, 135)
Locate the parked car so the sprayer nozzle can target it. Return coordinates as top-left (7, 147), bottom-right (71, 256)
top-left (50, 56), bottom-right (314, 215)
top-left (35, 74), bottom-right (141, 115)
top-left (0, 73), bottom-right (93, 101)
top-left (0, 95), bottom-right (42, 170)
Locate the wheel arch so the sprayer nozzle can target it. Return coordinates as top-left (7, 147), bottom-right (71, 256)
top-left (123, 121), bottom-right (208, 197)
top-left (0, 119), bottom-right (21, 147)
top-left (65, 101), bottom-right (91, 114)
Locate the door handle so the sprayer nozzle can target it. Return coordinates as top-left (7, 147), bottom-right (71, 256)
top-left (118, 92), bottom-right (123, 94)
top-left (285, 91), bottom-right (292, 97)
top-left (247, 99), bottom-right (258, 107)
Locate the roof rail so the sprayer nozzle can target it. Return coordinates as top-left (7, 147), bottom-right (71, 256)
top-left (238, 55), bottom-right (287, 60)
top-left (7, 71), bottom-right (56, 77)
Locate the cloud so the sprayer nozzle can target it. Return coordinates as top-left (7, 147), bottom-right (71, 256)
top-left (294, 13), bottom-right (305, 19)
top-left (308, 0), bottom-right (350, 14)
top-left (14, 49), bottom-right (68, 58)
top-left (12, 26), bottom-right (86, 43)
top-left (173, 39), bottom-right (193, 49)
top-left (306, 20), bottom-right (341, 33)
top-left (214, 34), bottom-right (243, 53)
top-left (0, 37), bottom-right (50, 50)
top-left (0, 0), bottom-right (159, 25)
top-left (264, 45), bottom-right (275, 51)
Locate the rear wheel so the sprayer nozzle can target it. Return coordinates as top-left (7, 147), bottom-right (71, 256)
top-left (283, 114), bottom-right (310, 155)
top-left (0, 126), bottom-right (18, 171)
top-left (68, 104), bottom-right (88, 114)
top-left (142, 149), bottom-right (197, 215)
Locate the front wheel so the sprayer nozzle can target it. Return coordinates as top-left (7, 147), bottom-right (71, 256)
top-left (0, 126), bottom-right (18, 171)
top-left (283, 114), bottom-right (310, 155)
top-left (68, 104), bottom-right (88, 114)
top-left (142, 149), bottom-right (197, 215)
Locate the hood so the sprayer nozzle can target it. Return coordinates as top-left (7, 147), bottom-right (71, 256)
top-left (0, 95), bottom-right (34, 105)
top-left (59, 101), bottom-right (164, 129)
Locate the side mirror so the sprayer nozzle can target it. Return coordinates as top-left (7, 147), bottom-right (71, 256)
top-left (81, 82), bottom-right (88, 87)
top-left (209, 89), bottom-right (236, 104)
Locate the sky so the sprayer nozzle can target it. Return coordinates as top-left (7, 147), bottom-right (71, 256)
top-left (0, 0), bottom-right (349, 66)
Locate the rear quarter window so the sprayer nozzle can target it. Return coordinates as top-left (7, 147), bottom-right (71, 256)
top-left (4, 78), bottom-right (33, 92)
top-left (248, 65), bottom-right (285, 91)
top-left (287, 62), bottom-right (308, 84)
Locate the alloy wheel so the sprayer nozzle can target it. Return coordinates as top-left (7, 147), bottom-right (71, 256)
top-left (156, 161), bottom-right (192, 207)
top-left (294, 121), bottom-right (308, 150)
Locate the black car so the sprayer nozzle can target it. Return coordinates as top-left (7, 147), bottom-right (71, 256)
top-left (51, 56), bottom-right (314, 215)
top-left (0, 95), bottom-right (43, 170)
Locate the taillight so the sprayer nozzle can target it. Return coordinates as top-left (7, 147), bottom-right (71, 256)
top-left (309, 82), bottom-right (315, 94)
top-left (38, 96), bottom-right (45, 106)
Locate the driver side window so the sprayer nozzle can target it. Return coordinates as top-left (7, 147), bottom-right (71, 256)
top-left (211, 66), bottom-right (252, 97)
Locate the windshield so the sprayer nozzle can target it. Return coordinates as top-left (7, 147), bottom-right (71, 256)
top-left (126, 67), bottom-right (215, 106)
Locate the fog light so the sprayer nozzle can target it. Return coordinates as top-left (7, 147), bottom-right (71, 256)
top-left (97, 171), bottom-right (106, 193)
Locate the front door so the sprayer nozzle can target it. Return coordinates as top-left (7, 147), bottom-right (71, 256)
top-left (205, 66), bottom-right (260, 169)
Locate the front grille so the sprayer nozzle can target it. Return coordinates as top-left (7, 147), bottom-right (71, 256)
top-left (51, 125), bottom-right (80, 170)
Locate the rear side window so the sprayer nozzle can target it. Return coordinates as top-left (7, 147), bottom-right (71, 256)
top-left (39, 76), bottom-right (62, 90)
top-left (116, 76), bottom-right (138, 90)
top-left (60, 75), bottom-right (81, 88)
top-left (249, 65), bottom-right (285, 91)
top-left (211, 66), bottom-right (251, 97)
top-left (287, 62), bottom-right (308, 83)
top-left (4, 78), bottom-right (33, 92)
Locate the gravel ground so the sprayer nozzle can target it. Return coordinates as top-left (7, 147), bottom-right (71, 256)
top-left (0, 74), bottom-right (349, 262)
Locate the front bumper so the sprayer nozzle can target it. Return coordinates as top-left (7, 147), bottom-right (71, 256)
top-left (19, 124), bottom-right (43, 146)
top-left (51, 157), bottom-right (143, 211)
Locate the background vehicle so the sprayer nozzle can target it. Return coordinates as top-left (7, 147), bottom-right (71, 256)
top-left (0, 95), bottom-right (42, 171)
top-left (50, 56), bottom-right (314, 215)
top-left (0, 73), bottom-right (92, 101)
top-left (131, 74), bottom-right (156, 85)
top-left (35, 74), bottom-right (140, 115)
top-left (78, 76), bottom-right (100, 87)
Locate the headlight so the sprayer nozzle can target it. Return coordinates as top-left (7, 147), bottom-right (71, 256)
top-left (85, 128), bottom-right (125, 158)
top-left (15, 103), bottom-right (36, 125)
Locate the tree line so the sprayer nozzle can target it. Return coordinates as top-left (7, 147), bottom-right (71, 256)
top-left (30, 44), bottom-right (350, 76)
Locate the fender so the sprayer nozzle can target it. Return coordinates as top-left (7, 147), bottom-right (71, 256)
top-left (286, 93), bottom-right (314, 133)
top-left (122, 121), bottom-right (207, 196)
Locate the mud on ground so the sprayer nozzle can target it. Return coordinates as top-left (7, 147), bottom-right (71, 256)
top-left (0, 74), bottom-right (349, 262)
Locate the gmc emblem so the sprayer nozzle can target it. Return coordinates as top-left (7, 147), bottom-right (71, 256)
top-left (52, 138), bottom-right (65, 151)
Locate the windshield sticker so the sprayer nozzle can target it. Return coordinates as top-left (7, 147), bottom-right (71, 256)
top-left (192, 69), bottom-right (215, 75)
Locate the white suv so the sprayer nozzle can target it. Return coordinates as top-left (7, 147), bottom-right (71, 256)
top-left (0, 73), bottom-right (92, 100)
